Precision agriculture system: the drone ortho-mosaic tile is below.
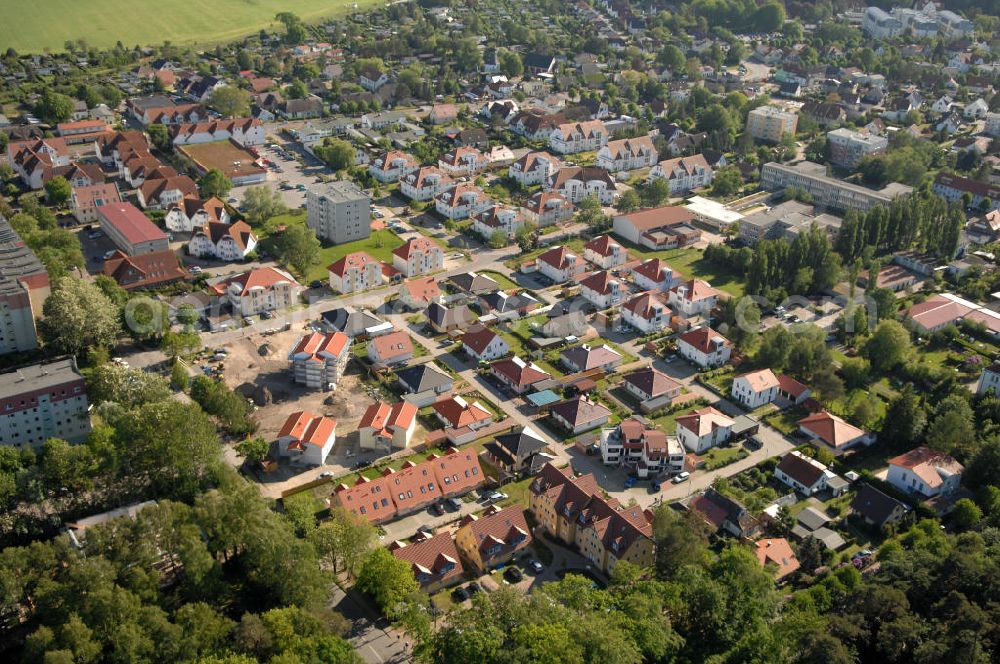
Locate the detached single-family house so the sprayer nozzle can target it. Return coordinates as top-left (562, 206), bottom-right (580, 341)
top-left (676, 407), bottom-right (734, 453)
top-left (277, 411), bottom-right (337, 466)
top-left (579, 271), bottom-right (624, 309)
top-left (689, 488), bottom-right (760, 539)
top-left (537, 245), bottom-right (587, 283)
top-left (583, 235), bottom-right (627, 269)
top-left (886, 447), bottom-right (964, 499)
top-left (438, 146), bottom-right (490, 177)
top-left (774, 450), bottom-right (834, 496)
top-left (631, 258), bottom-right (675, 292)
top-left (461, 325), bottom-right (510, 362)
top-left (730, 369), bottom-right (780, 409)
top-left (677, 326), bottom-right (732, 368)
top-left (521, 191), bottom-right (575, 227)
top-left (432, 395), bottom-right (493, 431)
top-left (623, 367), bottom-right (681, 410)
top-left (621, 292), bottom-right (672, 334)
top-left (425, 302), bottom-right (476, 334)
top-left (399, 277), bottom-right (444, 310)
top-left (490, 356), bottom-right (551, 394)
top-left (755, 538), bottom-right (800, 581)
top-left (483, 426), bottom-right (550, 477)
top-left (560, 343), bottom-right (623, 373)
top-left (798, 410), bottom-right (874, 455)
top-left (669, 279), bottom-right (721, 318)
top-left (367, 330), bottom-right (414, 367)
top-left (851, 483), bottom-right (909, 531)
top-left (396, 363), bottom-right (453, 407)
top-left (550, 396), bottom-right (612, 434)
top-left (358, 400), bottom-right (419, 451)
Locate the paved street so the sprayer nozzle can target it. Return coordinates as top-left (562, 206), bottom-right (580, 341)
top-left (330, 583), bottom-right (410, 664)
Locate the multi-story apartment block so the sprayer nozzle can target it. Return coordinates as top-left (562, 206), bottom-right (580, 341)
top-left (520, 191), bottom-right (575, 227)
top-left (933, 172), bottom-right (1000, 211)
top-left (549, 120), bottom-right (608, 154)
top-left (306, 180), bottom-right (371, 244)
top-left (211, 266), bottom-right (302, 316)
top-left (288, 331), bottom-right (351, 389)
top-left (600, 417), bottom-right (685, 478)
top-left (169, 118), bottom-right (265, 147)
top-left (529, 463), bottom-right (655, 576)
top-left (472, 205), bottom-right (528, 241)
top-left (760, 161), bottom-right (913, 213)
top-left (0, 216), bottom-right (49, 356)
top-left (437, 147), bottom-right (490, 177)
top-left (596, 136), bottom-right (657, 172)
top-left (327, 251), bottom-right (392, 294)
top-left (392, 237), bottom-right (444, 277)
top-left (508, 151), bottom-right (561, 186)
top-left (827, 128), bottom-right (889, 169)
top-left (746, 106), bottom-right (798, 143)
top-left (0, 358), bottom-right (91, 448)
top-left (647, 154), bottom-right (714, 194)
top-left (368, 150), bottom-right (419, 183)
top-left (862, 7), bottom-right (902, 38)
top-left (187, 220), bottom-right (257, 262)
top-left (399, 166), bottom-right (453, 201)
top-left (545, 166), bottom-right (617, 204)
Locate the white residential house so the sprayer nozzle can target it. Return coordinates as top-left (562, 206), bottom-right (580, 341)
top-left (536, 245), bottom-right (587, 283)
top-left (461, 325), bottom-right (510, 362)
top-left (367, 330), bottom-right (414, 367)
top-left (211, 267), bottom-right (301, 316)
top-left (277, 411), bottom-right (337, 466)
top-left (434, 183), bottom-right (492, 220)
top-left (583, 235), bottom-right (627, 269)
top-left (369, 150), bottom-right (419, 183)
top-left (438, 147), bottom-right (490, 176)
top-left (359, 67), bottom-right (391, 91)
top-left (677, 326), bottom-right (732, 368)
top-left (579, 271), bottom-right (624, 309)
top-left (187, 220), bottom-right (258, 262)
top-left (774, 450), bottom-right (834, 496)
top-left (548, 120), bottom-right (608, 154)
top-left (977, 363), bottom-right (1000, 394)
top-left (965, 98), bottom-right (990, 120)
top-left (400, 166), bottom-right (454, 201)
top-left (546, 166), bottom-right (617, 204)
top-left (621, 292), bottom-right (671, 334)
top-left (600, 418), bottom-right (685, 478)
top-left (647, 154), bottom-right (714, 194)
top-left (521, 191), bottom-right (575, 227)
top-left (327, 251), bottom-right (392, 294)
top-left (508, 151), bottom-right (561, 186)
top-left (887, 447), bottom-right (964, 499)
top-left (392, 237), bottom-right (444, 277)
top-left (164, 196), bottom-right (229, 233)
top-left (169, 118), bottom-right (265, 147)
top-left (730, 369), bottom-right (780, 409)
top-left (596, 136), bottom-right (657, 172)
top-left (675, 407), bottom-right (734, 454)
top-left (358, 401), bottom-right (418, 451)
top-left (472, 205), bottom-right (528, 241)
top-left (631, 258), bottom-right (675, 292)
top-left (669, 279), bottom-right (720, 318)
top-left (931, 95), bottom-right (956, 114)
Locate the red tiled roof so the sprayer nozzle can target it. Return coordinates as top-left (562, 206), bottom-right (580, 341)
top-left (390, 531), bottom-right (463, 586)
top-left (369, 330), bottom-right (413, 361)
top-left (584, 234), bottom-right (623, 257)
top-left (213, 266), bottom-right (299, 296)
top-left (402, 277), bottom-right (441, 303)
top-left (278, 410), bottom-right (336, 446)
top-left (616, 205), bottom-right (695, 232)
top-left (676, 406), bottom-right (734, 437)
top-left (432, 396), bottom-right (492, 429)
top-left (490, 356), bottom-right (551, 387)
top-left (677, 326), bottom-right (731, 353)
top-left (393, 236), bottom-right (438, 260)
top-left (755, 538), bottom-right (800, 579)
top-left (798, 411), bottom-right (867, 448)
top-left (328, 251), bottom-right (379, 277)
top-left (97, 203), bottom-right (167, 246)
top-left (461, 324), bottom-right (502, 355)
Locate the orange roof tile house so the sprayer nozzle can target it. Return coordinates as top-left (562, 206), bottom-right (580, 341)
top-left (277, 411), bottom-right (337, 466)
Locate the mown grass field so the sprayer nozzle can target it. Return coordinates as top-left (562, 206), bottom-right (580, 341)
top-left (2, 0), bottom-right (385, 53)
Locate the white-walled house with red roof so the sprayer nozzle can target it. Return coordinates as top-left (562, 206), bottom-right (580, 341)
top-left (288, 331), bottom-right (350, 389)
top-left (676, 326), bottom-right (732, 368)
top-left (797, 410), bottom-right (874, 456)
top-left (676, 406), bottom-right (734, 453)
top-left (669, 279), bottom-right (721, 318)
top-left (392, 237), bottom-right (444, 277)
top-left (580, 270), bottom-right (624, 309)
top-left (461, 325), bottom-right (510, 362)
top-left (621, 291), bottom-right (672, 334)
top-left (328, 251), bottom-right (397, 294)
top-left (631, 258), bottom-right (676, 292)
top-left (583, 235), bottom-right (628, 269)
top-left (358, 401), bottom-right (419, 451)
top-left (367, 330), bottom-right (414, 367)
top-left (277, 411), bottom-right (337, 466)
top-left (731, 369), bottom-right (781, 410)
top-left (211, 266), bottom-right (301, 316)
top-left (536, 245), bottom-right (587, 283)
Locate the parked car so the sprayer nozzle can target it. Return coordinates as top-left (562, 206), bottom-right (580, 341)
top-left (623, 476), bottom-right (637, 489)
top-left (504, 566), bottom-right (523, 583)
top-left (486, 491), bottom-right (508, 502)
top-left (467, 582), bottom-right (482, 596)
top-left (310, 280), bottom-right (323, 289)
top-left (527, 559), bottom-right (544, 574)
top-left (447, 497), bottom-right (463, 511)
top-left (451, 586), bottom-right (470, 602)
top-left (429, 503), bottom-right (444, 516)
top-left (672, 471), bottom-right (690, 484)
top-left (318, 471), bottom-right (334, 479)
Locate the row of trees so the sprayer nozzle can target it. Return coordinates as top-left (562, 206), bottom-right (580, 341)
top-left (835, 193), bottom-right (963, 264)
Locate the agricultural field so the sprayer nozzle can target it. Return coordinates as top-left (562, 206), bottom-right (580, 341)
top-left (1, 0), bottom-right (385, 53)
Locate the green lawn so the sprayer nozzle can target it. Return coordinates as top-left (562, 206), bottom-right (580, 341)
top-left (1, 0), bottom-right (387, 52)
top-left (702, 446), bottom-right (749, 470)
top-left (263, 211), bottom-right (405, 283)
top-left (480, 270), bottom-right (519, 291)
top-left (645, 246), bottom-right (747, 298)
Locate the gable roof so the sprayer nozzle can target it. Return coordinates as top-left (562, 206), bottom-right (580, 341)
top-left (737, 369), bottom-right (780, 392)
top-left (461, 324), bottom-right (504, 355)
top-left (369, 330), bottom-right (414, 361)
top-left (671, 278), bottom-right (720, 302)
top-left (290, 331), bottom-right (350, 362)
top-left (632, 258), bottom-right (672, 283)
top-left (396, 363), bottom-right (453, 393)
top-left (490, 356), bottom-right (551, 388)
top-left (432, 396), bottom-right (492, 429)
top-left (776, 451), bottom-right (828, 489)
top-left (390, 531), bottom-right (463, 585)
top-left (616, 205), bottom-right (695, 232)
top-left (484, 426), bottom-right (548, 467)
top-left (851, 483), bottom-right (907, 525)
top-left (213, 266), bottom-right (299, 296)
top-left (278, 411), bottom-right (336, 446)
top-left (676, 406), bottom-right (734, 437)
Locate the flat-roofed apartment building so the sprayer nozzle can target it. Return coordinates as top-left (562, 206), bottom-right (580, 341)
top-left (746, 106), bottom-right (798, 143)
top-left (761, 161), bottom-right (912, 213)
top-left (0, 357), bottom-right (91, 448)
top-left (0, 215), bottom-right (50, 355)
top-left (306, 180), bottom-right (372, 244)
top-left (827, 128), bottom-right (889, 169)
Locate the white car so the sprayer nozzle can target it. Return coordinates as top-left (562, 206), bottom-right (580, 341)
top-left (672, 471), bottom-right (690, 484)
